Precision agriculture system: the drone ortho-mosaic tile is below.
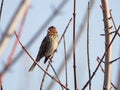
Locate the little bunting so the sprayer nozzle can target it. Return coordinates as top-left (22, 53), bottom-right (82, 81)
top-left (29, 26), bottom-right (58, 71)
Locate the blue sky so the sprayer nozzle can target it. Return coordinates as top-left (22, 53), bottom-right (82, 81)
top-left (0, 0), bottom-right (120, 90)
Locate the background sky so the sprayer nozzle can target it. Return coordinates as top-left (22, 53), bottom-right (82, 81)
top-left (0, 0), bottom-right (120, 90)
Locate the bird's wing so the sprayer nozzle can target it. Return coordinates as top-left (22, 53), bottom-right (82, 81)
top-left (35, 36), bottom-right (49, 62)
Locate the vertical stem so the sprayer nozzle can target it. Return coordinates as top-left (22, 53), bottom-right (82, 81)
top-left (87, 2), bottom-right (91, 90)
top-left (0, 0), bottom-right (4, 20)
top-left (63, 36), bottom-right (68, 89)
top-left (40, 63), bottom-right (50, 90)
top-left (117, 64), bottom-right (120, 90)
top-left (100, 0), bottom-right (112, 90)
top-left (49, 62), bottom-right (64, 90)
top-left (73, 0), bottom-right (77, 90)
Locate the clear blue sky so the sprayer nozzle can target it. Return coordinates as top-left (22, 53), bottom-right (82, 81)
top-left (0, 0), bottom-right (120, 90)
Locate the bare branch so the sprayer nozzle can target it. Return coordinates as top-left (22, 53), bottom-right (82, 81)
top-left (0, 0), bottom-right (30, 55)
top-left (82, 25), bottom-right (120, 90)
top-left (100, 0), bottom-right (113, 89)
top-left (109, 57), bottom-right (120, 64)
top-left (40, 63), bottom-right (50, 90)
top-left (40, 18), bottom-right (72, 90)
top-left (97, 57), bottom-right (117, 90)
top-left (0, 7), bottom-right (29, 90)
top-left (58, 18), bottom-right (72, 44)
top-left (0, 0), bottom-right (4, 20)
top-left (110, 10), bottom-right (120, 37)
top-left (73, 0), bottom-right (78, 90)
top-left (63, 35), bottom-right (68, 89)
top-left (46, 0), bottom-right (96, 89)
top-left (87, 2), bottom-right (91, 90)
top-left (11, 0), bottom-right (69, 68)
top-left (14, 31), bottom-right (69, 90)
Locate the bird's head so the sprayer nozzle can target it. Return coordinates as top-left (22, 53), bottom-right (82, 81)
top-left (47, 26), bottom-right (58, 36)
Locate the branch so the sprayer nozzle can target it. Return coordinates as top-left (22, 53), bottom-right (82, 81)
top-left (58, 18), bottom-right (72, 44)
top-left (46, 0), bottom-right (96, 89)
top-left (109, 10), bottom-right (120, 37)
top-left (109, 57), bottom-right (120, 64)
top-left (82, 25), bottom-right (120, 90)
top-left (11, 0), bottom-right (69, 69)
top-left (14, 32), bottom-right (69, 90)
top-left (0, 7), bottom-right (29, 90)
top-left (73, 0), bottom-right (78, 90)
top-left (40, 18), bottom-right (72, 90)
top-left (0, 0), bottom-right (30, 55)
top-left (40, 63), bottom-right (50, 90)
top-left (0, 0), bottom-right (4, 20)
top-left (97, 57), bottom-right (117, 90)
top-left (63, 35), bottom-right (68, 89)
top-left (40, 59), bottom-right (64, 90)
top-left (48, 61), bottom-right (64, 90)
top-left (87, 2), bottom-right (91, 90)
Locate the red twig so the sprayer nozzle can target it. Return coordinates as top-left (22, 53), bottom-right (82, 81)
top-left (0, 6), bottom-right (29, 88)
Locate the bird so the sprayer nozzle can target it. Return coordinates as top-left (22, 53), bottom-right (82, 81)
top-left (29, 26), bottom-right (58, 71)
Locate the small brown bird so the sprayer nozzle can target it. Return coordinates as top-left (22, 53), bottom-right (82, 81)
top-left (29, 26), bottom-right (58, 71)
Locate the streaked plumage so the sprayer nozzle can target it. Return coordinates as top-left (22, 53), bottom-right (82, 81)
top-left (29, 26), bottom-right (58, 71)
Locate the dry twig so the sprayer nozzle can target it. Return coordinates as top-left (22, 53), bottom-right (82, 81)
top-left (97, 57), bottom-right (117, 89)
top-left (87, 2), bottom-right (91, 90)
top-left (40, 18), bottom-right (72, 90)
top-left (46, 0), bottom-right (96, 89)
top-left (0, 0), bottom-right (4, 20)
top-left (82, 26), bottom-right (120, 90)
top-left (14, 31), bottom-right (69, 90)
top-left (73, 0), bottom-right (78, 90)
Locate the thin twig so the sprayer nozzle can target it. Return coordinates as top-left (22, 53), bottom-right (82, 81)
top-left (11, 0), bottom-right (69, 70)
top-left (73, 0), bottom-right (78, 90)
top-left (40, 18), bottom-right (72, 90)
top-left (40, 58), bottom-right (64, 90)
top-left (97, 57), bottom-right (117, 90)
top-left (2, 5), bottom-right (28, 76)
top-left (0, 0), bottom-right (30, 54)
top-left (58, 18), bottom-right (72, 44)
top-left (46, 0), bottom-right (96, 89)
top-left (100, 30), bottom-right (118, 36)
top-left (87, 2), bottom-right (91, 90)
top-left (14, 31), bottom-right (69, 90)
top-left (40, 63), bottom-right (50, 90)
top-left (48, 61), bottom-right (64, 90)
top-left (0, 78), bottom-right (2, 90)
top-left (0, 7), bottom-right (29, 90)
top-left (110, 10), bottom-right (120, 37)
top-left (109, 57), bottom-right (120, 64)
top-left (117, 61), bottom-right (120, 90)
top-left (63, 35), bottom-right (68, 89)
top-left (0, 0), bottom-right (4, 20)
top-left (82, 26), bottom-right (120, 90)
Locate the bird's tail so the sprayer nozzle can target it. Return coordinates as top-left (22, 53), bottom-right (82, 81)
top-left (28, 63), bottom-right (36, 72)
